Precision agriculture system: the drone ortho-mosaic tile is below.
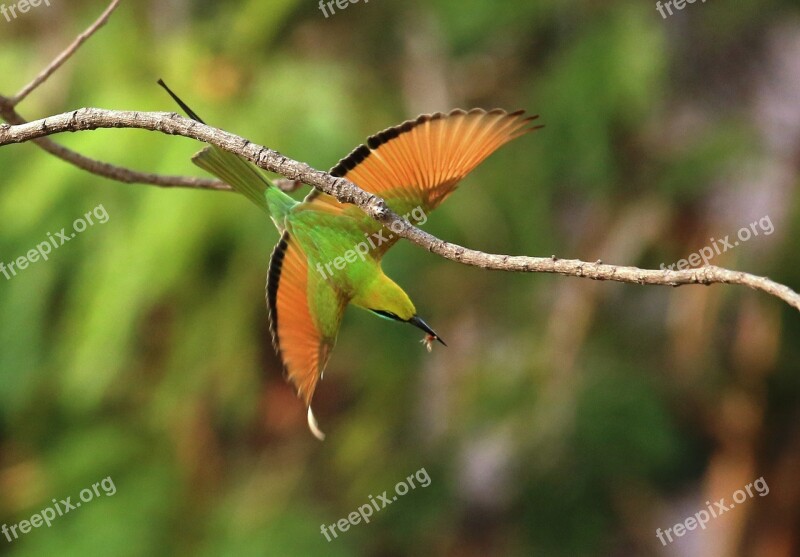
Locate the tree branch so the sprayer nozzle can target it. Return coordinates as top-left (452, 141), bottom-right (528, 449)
top-left (1, 108), bottom-right (798, 312)
top-left (0, 97), bottom-right (299, 192)
top-left (0, 0), bottom-right (241, 192)
top-left (0, 96), bottom-right (230, 190)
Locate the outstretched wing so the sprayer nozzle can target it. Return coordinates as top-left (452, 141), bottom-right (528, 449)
top-left (267, 232), bottom-right (346, 439)
top-left (266, 109), bottom-right (537, 438)
top-left (304, 108), bottom-right (540, 219)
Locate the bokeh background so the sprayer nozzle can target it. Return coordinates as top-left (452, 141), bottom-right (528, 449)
top-left (1, 0), bottom-right (799, 555)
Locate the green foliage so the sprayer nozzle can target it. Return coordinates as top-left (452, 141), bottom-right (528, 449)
top-left (1, 0), bottom-right (798, 555)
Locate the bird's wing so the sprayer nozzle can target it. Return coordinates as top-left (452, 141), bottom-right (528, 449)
top-left (303, 108), bottom-right (541, 218)
top-left (267, 232), bottom-right (347, 440)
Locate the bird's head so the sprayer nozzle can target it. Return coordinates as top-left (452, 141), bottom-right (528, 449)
top-left (354, 273), bottom-right (447, 347)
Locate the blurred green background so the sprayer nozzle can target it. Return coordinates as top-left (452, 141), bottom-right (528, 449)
top-left (1, 0), bottom-right (799, 555)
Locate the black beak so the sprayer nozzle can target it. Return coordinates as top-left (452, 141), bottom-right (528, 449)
top-left (409, 316), bottom-right (447, 346)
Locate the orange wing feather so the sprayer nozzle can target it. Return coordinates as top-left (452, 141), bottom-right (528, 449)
top-left (267, 233), bottom-right (344, 439)
top-left (266, 109), bottom-right (539, 439)
top-left (305, 108), bottom-right (541, 214)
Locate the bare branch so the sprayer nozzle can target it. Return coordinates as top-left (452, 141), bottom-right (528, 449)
top-left (0, 97), bottom-right (230, 190)
top-left (0, 0), bottom-right (267, 192)
top-left (0, 0), bottom-right (234, 191)
top-left (0, 107), bottom-right (797, 312)
top-left (10, 0), bottom-right (122, 106)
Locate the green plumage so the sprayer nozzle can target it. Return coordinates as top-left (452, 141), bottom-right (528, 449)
top-left (155, 81), bottom-right (534, 440)
top-left (192, 145), bottom-right (417, 326)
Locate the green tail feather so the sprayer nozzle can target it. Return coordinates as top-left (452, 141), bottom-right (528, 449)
top-left (192, 146), bottom-right (272, 213)
top-left (156, 80), bottom-right (295, 222)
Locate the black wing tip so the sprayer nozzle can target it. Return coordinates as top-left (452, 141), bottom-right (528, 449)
top-left (266, 233), bottom-right (291, 367)
top-left (329, 107), bottom-right (540, 179)
top-left (330, 144), bottom-right (371, 177)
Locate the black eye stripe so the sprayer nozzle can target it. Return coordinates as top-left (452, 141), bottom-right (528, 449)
top-left (371, 310), bottom-right (401, 321)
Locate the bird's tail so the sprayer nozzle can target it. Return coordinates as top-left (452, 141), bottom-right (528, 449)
top-left (192, 146), bottom-right (271, 214)
top-left (157, 79), bottom-right (290, 218)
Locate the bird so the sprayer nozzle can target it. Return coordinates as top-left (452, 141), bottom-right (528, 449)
top-left (158, 80), bottom-right (541, 439)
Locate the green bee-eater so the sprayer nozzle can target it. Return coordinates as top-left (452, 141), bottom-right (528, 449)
top-left (159, 81), bottom-right (540, 439)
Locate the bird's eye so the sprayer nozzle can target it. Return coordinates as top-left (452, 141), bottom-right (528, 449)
top-left (371, 309), bottom-right (400, 321)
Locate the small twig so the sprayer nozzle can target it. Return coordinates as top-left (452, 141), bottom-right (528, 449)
top-left (0, 96), bottom-right (230, 190)
top-left (0, 98), bottom-right (303, 192)
top-left (1, 108), bottom-right (797, 313)
top-left (10, 0), bottom-right (122, 106)
top-left (0, 0), bottom-right (227, 191)
top-left (0, 0), bottom-right (306, 193)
